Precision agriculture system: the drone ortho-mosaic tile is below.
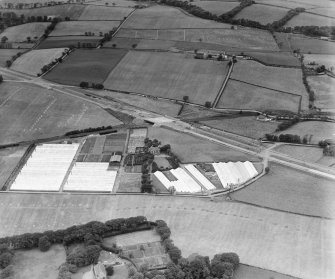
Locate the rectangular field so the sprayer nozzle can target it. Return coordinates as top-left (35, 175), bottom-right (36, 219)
top-left (304, 54), bottom-right (335, 71)
top-left (44, 48), bottom-right (127, 85)
top-left (85, 0), bottom-right (137, 7)
top-left (11, 48), bottom-right (67, 76)
top-left (307, 75), bottom-right (335, 109)
top-left (284, 34), bottom-right (335, 54)
top-left (79, 5), bottom-right (133, 20)
top-left (0, 83), bottom-right (122, 145)
top-left (284, 12), bottom-right (335, 27)
top-left (37, 36), bottom-right (100, 49)
top-left (0, 22), bottom-right (49, 42)
top-left (0, 49), bottom-right (25, 67)
top-left (255, 0), bottom-right (320, 9)
top-left (104, 51), bottom-right (228, 106)
top-left (193, 1), bottom-right (239, 15)
top-left (217, 79), bottom-right (301, 112)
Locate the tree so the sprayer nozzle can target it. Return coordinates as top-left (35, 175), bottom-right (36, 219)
top-left (132, 43), bottom-right (137, 49)
top-left (112, 43), bottom-right (117, 48)
top-left (5, 60), bottom-right (12, 67)
top-left (80, 81), bottom-right (89, 88)
top-left (0, 264), bottom-right (14, 279)
top-left (0, 75), bottom-right (3, 83)
top-left (205, 101), bottom-right (211, 108)
top-left (0, 253), bottom-right (13, 269)
top-left (265, 167), bottom-right (270, 174)
top-left (183, 96), bottom-right (189, 102)
top-left (38, 235), bottom-right (51, 252)
top-left (26, 36), bottom-right (31, 42)
top-left (106, 265), bottom-right (114, 276)
top-left (1, 36), bottom-right (8, 43)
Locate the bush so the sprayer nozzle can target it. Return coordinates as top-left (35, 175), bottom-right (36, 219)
top-left (106, 265), bottom-right (114, 276)
top-left (38, 235), bottom-right (51, 252)
top-left (0, 253), bottom-right (13, 269)
top-left (66, 245), bottom-right (102, 267)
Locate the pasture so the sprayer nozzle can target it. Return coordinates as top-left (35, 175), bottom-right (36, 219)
top-left (50, 21), bottom-right (120, 36)
top-left (235, 264), bottom-right (300, 279)
top-left (234, 4), bottom-right (289, 25)
top-left (0, 49), bottom-right (24, 67)
top-left (245, 51), bottom-right (300, 67)
top-left (11, 48), bottom-right (67, 76)
top-left (0, 83), bottom-right (122, 145)
top-left (231, 162), bottom-right (335, 218)
top-left (285, 12), bottom-right (335, 27)
top-left (274, 121), bottom-right (335, 144)
top-left (37, 35), bottom-right (100, 49)
top-left (311, 7), bottom-right (335, 18)
top-left (304, 54), bottom-right (335, 71)
top-left (44, 48), bottom-right (127, 85)
top-left (148, 127), bottom-right (259, 163)
top-left (104, 51), bottom-right (228, 106)
top-left (0, 22), bottom-right (49, 42)
top-left (85, 0), bottom-right (138, 7)
top-left (255, 0), bottom-right (320, 9)
top-left (307, 75), bottom-right (335, 110)
top-left (193, 1), bottom-right (239, 16)
top-left (217, 79), bottom-right (301, 112)
top-left (0, 193), bottom-right (333, 279)
top-left (79, 5), bottom-right (133, 20)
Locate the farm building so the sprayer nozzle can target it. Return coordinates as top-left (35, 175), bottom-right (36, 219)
top-left (10, 143), bottom-right (79, 191)
top-left (83, 262), bottom-right (107, 279)
top-left (109, 151), bottom-right (122, 166)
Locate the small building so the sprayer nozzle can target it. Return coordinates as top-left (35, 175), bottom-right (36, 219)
top-left (148, 146), bottom-right (160, 155)
top-left (83, 262), bottom-right (107, 279)
top-left (109, 151), bottom-right (122, 166)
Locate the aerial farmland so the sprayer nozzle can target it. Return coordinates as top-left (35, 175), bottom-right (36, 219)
top-left (0, 0), bottom-right (334, 278)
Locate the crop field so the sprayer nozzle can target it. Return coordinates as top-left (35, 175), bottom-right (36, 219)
top-left (232, 162), bottom-right (335, 218)
top-left (117, 27), bottom-right (279, 51)
top-left (307, 75), bottom-right (335, 110)
top-left (285, 12), bottom-right (335, 27)
top-left (231, 60), bottom-right (308, 109)
top-left (104, 51), bottom-right (228, 106)
top-left (234, 4), bottom-right (289, 25)
top-left (122, 5), bottom-right (230, 29)
top-left (44, 48), bottom-right (127, 85)
top-left (0, 193), bottom-right (333, 279)
top-left (275, 121), bottom-right (335, 144)
top-left (37, 35), bottom-right (100, 49)
top-left (200, 116), bottom-right (279, 139)
top-left (193, 1), bottom-right (239, 15)
top-left (245, 51), bottom-right (300, 67)
top-left (0, 22), bottom-right (49, 42)
top-left (50, 21), bottom-right (120, 36)
top-left (0, 83), bottom-right (122, 145)
top-left (0, 49), bottom-right (24, 67)
top-left (0, 146), bottom-right (27, 189)
top-left (117, 172), bottom-right (141, 192)
top-left (11, 48), bottom-right (67, 76)
top-left (304, 54), bottom-right (335, 71)
top-left (217, 79), bottom-right (301, 112)
top-left (148, 127), bottom-right (259, 163)
top-left (79, 5), bottom-right (133, 20)
top-left (85, 0), bottom-right (137, 7)
top-left (12, 245), bottom-right (66, 279)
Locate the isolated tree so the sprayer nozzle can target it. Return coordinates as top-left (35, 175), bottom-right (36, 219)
top-left (38, 235), bottom-right (51, 252)
top-left (112, 43), bottom-right (117, 48)
top-left (105, 265), bottom-right (114, 276)
top-left (1, 36), bottom-right (8, 43)
top-left (132, 43), bottom-right (137, 49)
top-left (5, 60), bottom-right (12, 68)
top-left (205, 101), bottom-right (211, 108)
top-left (80, 81), bottom-right (89, 88)
top-left (0, 75), bottom-right (3, 83)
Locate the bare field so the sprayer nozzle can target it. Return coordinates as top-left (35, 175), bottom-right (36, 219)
top-left (193, 1), bottom-right (239, 15)
top-left (0, 83), bottom-right (122, 145)
top-left (232, 162), bottom-right (335, 219)
top-left (104, 51), bottom-right (228, 106)
top-left (307, 75), bottom-right (335, 109)
top-left (0, 193), bottom-right (333, 279)
top-left (217, 79), bottom-right (301, 112)
top-left (285, 12), bottom-right (335, 27)
top-left (44, 48), bottom-right (127, 85)
top-left (0, 22), bottom-right (49, 42)
top-left (37, 35), bottom-right (100, 49)
top-left (79, 5), bottom-right (133, 20)
top-left (148, 127), bottom-right (259, 163)
top-left (50, 20), bottom-right (120, 36)
top-left (234, 4), bottom-right (289, 24)
top-left (11, 48), bottom-right (67, 76)
top-left (0, 49), bottom-right (24, 67)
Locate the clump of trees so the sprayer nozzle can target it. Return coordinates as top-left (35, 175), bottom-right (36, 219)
top-left (319, 140), bottom-right (335, 157)
top-left (79, 81), bottom-right (104, 90)
top-left (0, 244), bottom-right (14, 270)
top-left (276, 116), bottom-right (300, 131)
top-left (65, 125), bottom-right (113, 136)
top-left (265, 133), bottom-right (302, 143)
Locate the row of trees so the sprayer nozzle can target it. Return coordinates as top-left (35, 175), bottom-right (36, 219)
top-left (276, 116), bottom-right (300, 131)
top-left (64, 125), bottom-right (113, 136)
top-left (265, 133), bottom-right (304, 144)
top-left (282, 25), bottom-right (335, 38)
top-left (4, 51), bottom-right (23, 67)
top-left (141, 138), bottom-right (156, 193)
top-left (79, 81), bottom-right (104, 89)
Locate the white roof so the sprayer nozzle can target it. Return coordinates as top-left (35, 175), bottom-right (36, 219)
top-left (184, 164), bottom-right (216, 190)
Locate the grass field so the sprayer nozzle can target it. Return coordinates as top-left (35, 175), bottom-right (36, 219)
top-left (44, 48), bottom-right (127, 85)
top-left (274, 121), bottom-right (335, 144)
top-left (0, 146), bottom-right (27, 189)
top-left (217, 79), bottom-right (301, 112)
top-left (50, 21), bottom-right (120, 36)
top-left (104, 51), bottom-right (228, 106)
top-left (193, 1), bottom-right (239, 15)
top-left (37, 35), bottom-right (100, 49)
top-left (234, 4), bottom-right (289, 24)
top-left (255, 0), bottom-right (320, 9)
top-left (307, 75), bottom-right (335, 110)
top-left (304, 54), bottom-right (335, 71)
top-left (11, 48), bottom-right (67, 76)
top-left (0, 193), bottom-right (333, 279)
top-left (200, 116), bottom-right (279, 139)
top-left (148, 127), bottom-right (259, 163)
top-left (0, 83), bottom-right (122, 144)
top-left (285, 12), bottom-right (335, 27)
top-left (310, 7), bottom-right (335, 18)
top-left (235, 264), bottom-right (300, 279)
top-left (232, 162), bottom-right (335, 218)
top-left (287, 34), bottom-right (335, 54)
top-left (12, 245), bottom-right (66, 279)
top-left (79, 5), bottom-right (133, 20)
top-left (0, 22), bottom-right (49, 42)
top-left (245, 51), bottom-right (300, 67)
top-left (85, 0), bottom-right (137, 7)
top-left (0, 49), bottom-right (24, 67)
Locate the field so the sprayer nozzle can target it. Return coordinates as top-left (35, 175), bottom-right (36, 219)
top-left (0, 146), bottom-right (27, 189)
top-left (310, 7), bottom-right (335, 17)
top-left (231, 162), bottom-right (335, 218)
top-left (217, 79), bottom-right (301, 112)
top-left (0, 83), bottom-right (122, 145)
top-left (255, 0), bottom-right (320, 9)
top-left (37, 35), bottom-right (100, 49)
top-left (0, 193), bottom-right (333, 279)
top-left (84, 0), bottom-right (137, 7)
top-left (50, 21), bottom-right (120, 36)
top-left (117, 172), bottom-right (141, 192)
top-left (44, 48), bottom-right (127, 85)
top-left (235, 264), bottom-right (300, 279)
top-left (244, 51), bottom-right (300, 67)
top-left (148, 127), bottom-right (259, 163)
top-left (104, 37), bottom-right (176, 50)
top-left (307, 75), bottom-right (335, 110)
top-left (0, 49), bottom-right (24, 67)
top-left (11, 48), bottom-right (67, 76)
top-left (193, 1), bottom-right (239, 15)
top-left (274, 121), bottom-right (335, 144)
top-left (285, 12), bottom-right (335, 27)
top-left (230, 60), bottom-right (309, 109)
top-left (234, 4), bottom-right (289, 25)
top-left (117, 27), bottom-right (279, 51)
top-left (288, 34), bottom-right (335, 54)
top-left (304, 54), bottom-right (335, 71)
top-left (12, 245), bottom-right (66, 279)
top-left (79, 5), bottom-right (133, 20)
top-left (0, 22), bottom-right (49, 42)
top-left (104, 51), bottom-right (228, 106)
top-left (200, 116), bottom-right (279, 139)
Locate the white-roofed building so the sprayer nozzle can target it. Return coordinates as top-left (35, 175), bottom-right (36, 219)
top-left (184, 164), bottom-right (216, 190)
